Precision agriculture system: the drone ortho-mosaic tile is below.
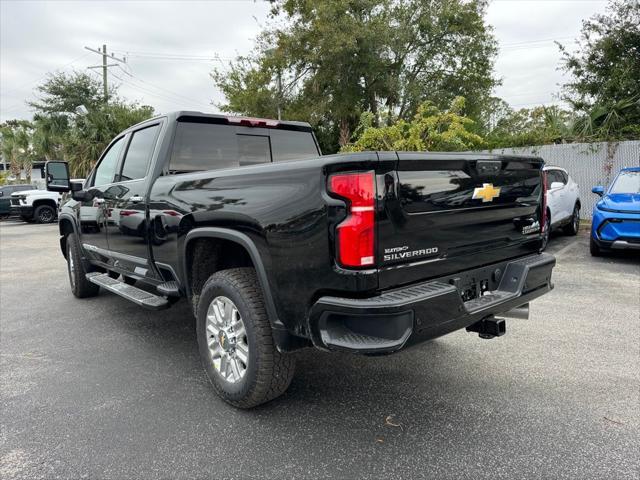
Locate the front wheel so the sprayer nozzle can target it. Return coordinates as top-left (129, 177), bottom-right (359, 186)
top-left (196, 268), bottom-right (296, 408)
top-left (564, 205), bottom-right (580, 236)
top-left (34, 205), bottom-right (56, 224)
top-left (66, 234), bottom-right (100, 298)
top-left (590, 237), bottom-right (602, 257)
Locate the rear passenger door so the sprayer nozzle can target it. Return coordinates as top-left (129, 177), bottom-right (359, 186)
top-left (104, 122), bottom-right (161, 280)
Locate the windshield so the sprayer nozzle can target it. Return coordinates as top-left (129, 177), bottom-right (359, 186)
top-left (610, 171), bottom-right (640, 194)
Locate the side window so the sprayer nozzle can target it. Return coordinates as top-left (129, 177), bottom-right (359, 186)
top-left (118, 124), bottom-right (160, 182)
top-left (93, 137), bottom-right (125, 186)
top-left (547, 170), bottom-right (561, 186)
top-left (559, 171), bottom-right (568, 184)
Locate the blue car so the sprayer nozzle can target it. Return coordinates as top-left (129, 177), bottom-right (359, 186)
top-left (590, 167), bottom-right (640, 256)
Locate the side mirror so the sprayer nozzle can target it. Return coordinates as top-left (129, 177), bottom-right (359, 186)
top-left (550, 181), bottom-right (564, 190)
top-left (592, 186), bottom-right (604, 196)
top-left (46, 161), bottom-right (71, 192)
top-left (71, 186), bottom-right (90, 201)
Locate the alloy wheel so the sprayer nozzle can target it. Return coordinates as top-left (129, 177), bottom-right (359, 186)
top-left (541, 216), bottom-right (550, 250)
top-left (205, 296), bottom-right (249, 384)
top-left (39, 208), bottom-right (54, 223)
top-left (68, 247), bottom-right (76, 288)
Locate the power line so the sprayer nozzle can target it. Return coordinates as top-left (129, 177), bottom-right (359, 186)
top-left (1, 52), bottom-right (92, 98)
top-left (108, 70), bottom-right (208, 111)
top-left (116, 64), bottom-right (210, 108)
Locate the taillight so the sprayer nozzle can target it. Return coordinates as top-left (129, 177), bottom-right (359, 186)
top-left (541, 170), bottom-right (548, 231)
top-left (328, 171), bottom-right (376, 268)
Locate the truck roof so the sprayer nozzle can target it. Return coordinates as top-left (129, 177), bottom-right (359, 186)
top-left (127, 111), bottom-right (314, 133)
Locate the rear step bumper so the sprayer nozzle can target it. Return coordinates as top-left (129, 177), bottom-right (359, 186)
top-left (308, 253), bottom-right (555, 354)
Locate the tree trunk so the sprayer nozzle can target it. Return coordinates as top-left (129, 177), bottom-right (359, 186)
top-left (338, 119), bottom-right (351, 147)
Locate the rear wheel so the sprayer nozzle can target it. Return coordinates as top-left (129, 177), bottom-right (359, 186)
top-left (196, 268), bottom-right (296, 408)
top-left (590, 237), bottom-right (602, 257)
top-left (564, 205), bottom-right (580, 235)
top-left (34, 205), bottom-right (56, 224)
top-left (66, 234), bottom-right (100, 298)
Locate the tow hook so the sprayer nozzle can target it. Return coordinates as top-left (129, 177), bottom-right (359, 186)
top-left (466, 316), bottom-right (506, 339)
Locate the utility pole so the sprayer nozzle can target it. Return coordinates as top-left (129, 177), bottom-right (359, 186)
top-left (276, 69), bottom-right (282, 121)
top-left (102, 44), bottom-right (108, 101)
top-left (85, 45), bottom-right (127, 104)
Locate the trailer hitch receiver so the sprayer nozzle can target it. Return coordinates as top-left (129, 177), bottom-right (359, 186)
top-left (466, 316), bottom-right (506, 339)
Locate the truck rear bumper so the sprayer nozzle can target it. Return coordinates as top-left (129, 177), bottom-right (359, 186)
top-left (308, 253), bottom-right (555, 354)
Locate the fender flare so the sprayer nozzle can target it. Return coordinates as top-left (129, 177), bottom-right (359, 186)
top-left (57, 213), bottom-right (79, 258)
top-left (181, 227), bottom-right (285, 331)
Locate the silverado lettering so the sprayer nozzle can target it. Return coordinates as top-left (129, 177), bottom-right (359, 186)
top-left (383, 247), bottom-right (438, 262)
top-left (45, 111), bottom-right (556, 408)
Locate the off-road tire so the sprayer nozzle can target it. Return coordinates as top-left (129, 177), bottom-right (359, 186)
top-left (590, 237), bottom-right (602, 257)
top-left (563, 205), bottom-right (580, 236)
top-left (67, 234), bottom-right (100, 298)
top-left (34, 205), bottom-right (56, 224)
top-left (196, 268), bottom-right (296, 408)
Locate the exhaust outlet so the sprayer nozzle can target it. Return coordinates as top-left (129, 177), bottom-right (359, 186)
top-left (501, 303), bottom-right (530, 320)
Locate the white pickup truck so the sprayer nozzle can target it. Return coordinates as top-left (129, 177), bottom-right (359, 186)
top-left (10, 188), bottom-right (61, 223)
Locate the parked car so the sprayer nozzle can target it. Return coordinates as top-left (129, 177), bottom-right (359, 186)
top-left (45, 112), bottom-right (556, 408)
top-left (0, 184), bottom-right (35, 218)
top-left (590, 167), bottom-right (640, 256)
top-left (10, 188), bottom-right (61, 223)
top-left (541, 166), bottom-right (581, 250)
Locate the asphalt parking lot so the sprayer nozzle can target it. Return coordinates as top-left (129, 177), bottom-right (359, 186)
top-left (1, 220), bottom-right (638, 479)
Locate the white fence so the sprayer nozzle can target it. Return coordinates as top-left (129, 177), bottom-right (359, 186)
top-left (486, 140), bottom-right (640, 218)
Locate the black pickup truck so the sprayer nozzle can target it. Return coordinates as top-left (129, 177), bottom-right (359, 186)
top-left (46, 112), bottom-right (555, 408)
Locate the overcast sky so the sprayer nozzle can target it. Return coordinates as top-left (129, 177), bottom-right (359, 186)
top-left (1, 0), bottom-right (609, 123)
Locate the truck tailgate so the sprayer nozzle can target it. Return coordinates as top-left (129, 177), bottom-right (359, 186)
top-left (377, 153), bottom-right (544, 289)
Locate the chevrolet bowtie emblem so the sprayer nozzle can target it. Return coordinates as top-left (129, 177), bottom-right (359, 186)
top-left (472, 183), bottom-right (501, 202)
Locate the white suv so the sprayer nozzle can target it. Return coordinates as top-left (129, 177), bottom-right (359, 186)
top-left (542, 166), bottom-right (581, 249)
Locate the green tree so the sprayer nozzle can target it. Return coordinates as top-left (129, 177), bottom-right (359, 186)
top-left (213, 0), bottom-right (498, 153)
top-left (486, 105), bottom-right (575, 148)
top-left (24, 71), bottom-right (155, 177)
top-left (342, 96), bottom-right (485, 152)
top-left (28, 71), bottom-right (107, 115)
top-left (0, 120), bottom-right (35, 182)
top-left (558, 0), bottom-right (640, 139)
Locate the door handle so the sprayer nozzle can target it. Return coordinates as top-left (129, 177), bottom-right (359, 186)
top-left (130, 196), bottom-right (144, 203)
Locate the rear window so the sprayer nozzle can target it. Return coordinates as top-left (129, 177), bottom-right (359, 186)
top-left (169, 122), bottom-right (318, 173)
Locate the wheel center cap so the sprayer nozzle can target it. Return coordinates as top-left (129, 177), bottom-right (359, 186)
top-left (218, 331), bottom-right (233, 351)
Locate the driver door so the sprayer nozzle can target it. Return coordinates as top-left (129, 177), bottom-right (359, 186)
top-left (77, 135), bottom-right (127, 261)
